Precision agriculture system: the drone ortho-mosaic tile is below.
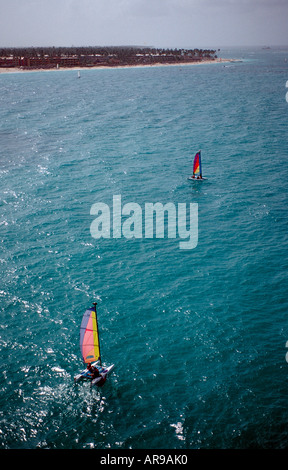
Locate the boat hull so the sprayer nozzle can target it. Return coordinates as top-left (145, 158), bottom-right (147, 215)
top-left (188, 176), bottom-right (207, 181)
top-left (74, 361), bottom-right (114, 387)
top-left (91, 364), bottom-right (115, 387)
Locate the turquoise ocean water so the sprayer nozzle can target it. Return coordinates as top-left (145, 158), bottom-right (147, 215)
top-left (0, 47), bottom-right (288, 450)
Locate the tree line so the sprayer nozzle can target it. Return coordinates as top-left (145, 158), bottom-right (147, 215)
top-left (0, 46), bottom-right (218, 68)
top-left (0, 46), bottom-right (217, 59)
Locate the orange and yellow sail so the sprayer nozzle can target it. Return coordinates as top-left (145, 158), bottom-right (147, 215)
top-left (80, 306), bottom-right (100, 364)
top-left (193, 151), bottom-right (201, 177)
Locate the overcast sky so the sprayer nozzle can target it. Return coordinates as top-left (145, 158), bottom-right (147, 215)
top-left (0, 0), bottom-right (287, 49)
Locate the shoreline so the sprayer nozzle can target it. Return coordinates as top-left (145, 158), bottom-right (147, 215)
top-left (0, 58), bottom-right (233, 74)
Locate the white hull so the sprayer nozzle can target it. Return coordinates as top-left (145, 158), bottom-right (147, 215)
top-left (74, 361), bottom-right (114, 387)
top-left (188, 176), bottom-right (207, 181)
top-left (91, 364), bottom-right (115, 387)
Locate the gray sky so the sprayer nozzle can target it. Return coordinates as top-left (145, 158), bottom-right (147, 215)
top-left (0, 0), bottom-right (287, 48)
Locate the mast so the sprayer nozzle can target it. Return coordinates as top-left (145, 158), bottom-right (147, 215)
top-left (199, 150), bottom-right (202, 177)
top-left (93, 302), bottom-right (101, 366)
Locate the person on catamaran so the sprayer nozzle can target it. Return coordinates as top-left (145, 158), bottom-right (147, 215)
top-left (87, 362), bottom-right (100, 378)
top-left (92, 368), bottom-right (100, 379)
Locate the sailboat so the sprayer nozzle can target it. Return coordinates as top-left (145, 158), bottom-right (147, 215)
top-left (188, 150), bottom-right (207, 181)
top-left (74, 302), bottom-right (114, 387)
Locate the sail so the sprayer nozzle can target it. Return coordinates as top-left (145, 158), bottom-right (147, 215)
top-left (193, 151), bottom-right (201, 176)
top-left (80, 307), bottom-right (100, 364)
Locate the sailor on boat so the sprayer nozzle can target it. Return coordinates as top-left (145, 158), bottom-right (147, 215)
top-left (191, 174), bottom-right (203, 179)
top-left (87, 362), bottom-right (100, 379)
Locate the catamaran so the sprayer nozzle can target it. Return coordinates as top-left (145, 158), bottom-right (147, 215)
top-left (74, 302), bottom-right (114, 387)
top-left (188, 150), bottom-right (207, 181)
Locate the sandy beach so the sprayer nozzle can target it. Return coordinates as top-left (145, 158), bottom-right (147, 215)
top-left (0, 57), bottom-right (232, 74)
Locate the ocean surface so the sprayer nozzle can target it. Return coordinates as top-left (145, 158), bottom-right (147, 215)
top-left (0, 47), bottom-right (288, 450)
